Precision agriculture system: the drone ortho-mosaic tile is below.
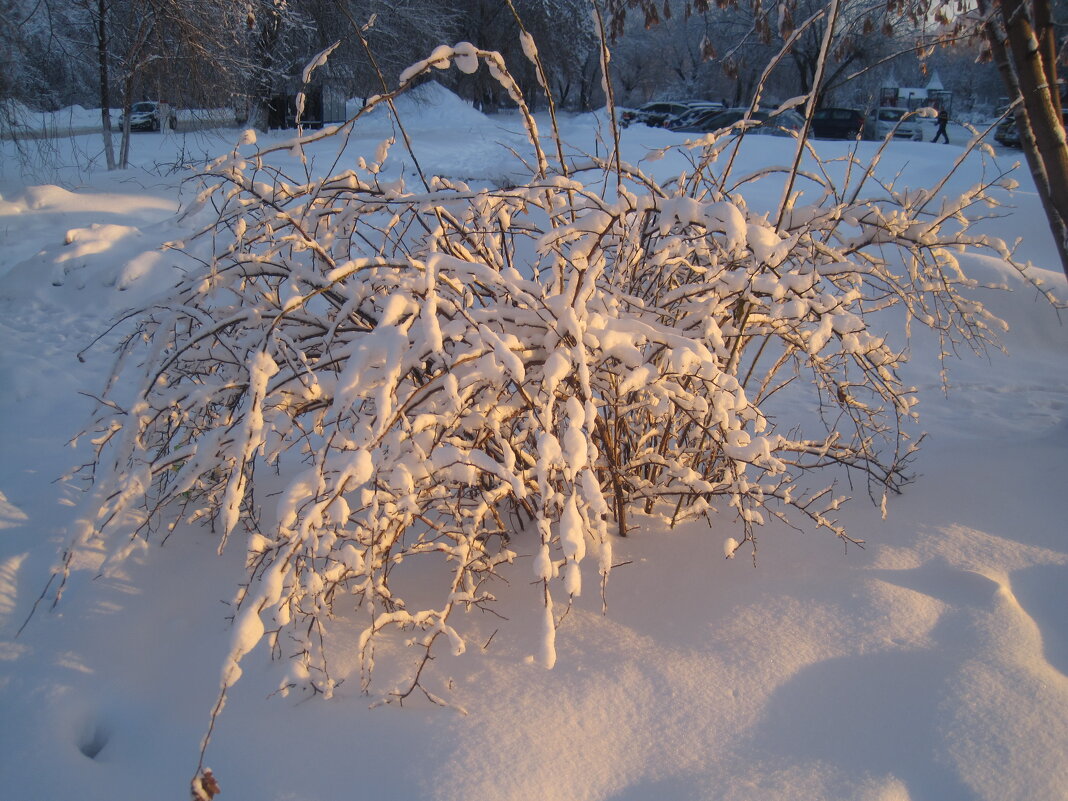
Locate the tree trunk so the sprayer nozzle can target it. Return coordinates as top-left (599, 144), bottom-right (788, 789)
top-left (119, 78), bottom-right (133, 169)
top-left (996, 0), bottom-right (1068, 280)
top-left (980, 13), bottom-right (1068, 279)
top-left (96, 0), bottom-right (116, 171)
top-left (1032, 0), bottom-right (1060, 119)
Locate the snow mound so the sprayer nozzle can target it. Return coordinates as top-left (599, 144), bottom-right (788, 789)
top-left (348, 81), bottom-right (491, 133)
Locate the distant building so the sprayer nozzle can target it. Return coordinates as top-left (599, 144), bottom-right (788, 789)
top-left (265, 61), bottom-right (348, 130)
top-left (268, 83), bottom-right (347, 130)
top-left (879, 73), bottom-right (952, 114)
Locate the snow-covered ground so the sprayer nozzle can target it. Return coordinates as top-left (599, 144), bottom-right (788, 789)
top-left (1, 87), bottom-right (1066, 801)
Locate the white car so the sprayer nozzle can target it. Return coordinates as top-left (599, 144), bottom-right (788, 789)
top-left (864, 107), bottom-right (922, 141)
top-left (118, 101), bottom-right (177, 132)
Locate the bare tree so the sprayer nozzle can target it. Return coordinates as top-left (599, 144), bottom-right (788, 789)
top-left (511, 0), bottom-right (601, 110)
top-left (58, 0), bottom-right (255, 167)
top-left (2, 0), bottom-right (100, 148)
top-left (783, 0), bottom-right (912, 106)
top-left (239, 0), bottom-right (312, 130)
top-left (348, 0), bottom-right (464, 90)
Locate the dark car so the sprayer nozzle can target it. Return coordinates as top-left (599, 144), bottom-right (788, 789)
top-left (811, 107), bottom-right (864, 139)
top-left (663, 102), bottom-right (726, 131)
top-left (993, 109), bottom-right (1068, 148)
top-left (672, 107), bottom-right (804, 137)
top-left (994, 115), bottom-right (1020, 147)
top-left (118, 101), bottom-right (177, 132)
top-left (620, 101), bottom-right (693, 128)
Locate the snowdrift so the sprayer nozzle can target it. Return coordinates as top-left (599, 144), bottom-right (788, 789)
top-left (0, 106), bottom-right (1066, 801)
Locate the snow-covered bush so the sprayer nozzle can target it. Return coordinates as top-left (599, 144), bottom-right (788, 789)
top-left (64, 43), bottom-right (1032, 731)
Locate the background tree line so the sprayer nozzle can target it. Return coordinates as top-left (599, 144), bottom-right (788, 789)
top-left (3, 0), bottom-right (1004, 124)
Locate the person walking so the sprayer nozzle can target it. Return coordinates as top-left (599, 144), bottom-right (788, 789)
top-left (932, 108), bottom-right (950, 144)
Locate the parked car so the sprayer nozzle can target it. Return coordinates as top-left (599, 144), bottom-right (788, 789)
top-left (994, 114), bottom-right (1020, 147)
top-left (663, 102), bottom-right (726, 131)
top-left (620, 101), bottom-right (694, 128)
top-left (118, 101), bottom-right (176, 132)
top-left (811, 107), bottom-right (865, 139)
top-left (994, 108), bottom-right (1068, 148)
top-left (863, 107), bottom-right (922, 141)
top-left (672, 107), bottom-right (804, 137)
